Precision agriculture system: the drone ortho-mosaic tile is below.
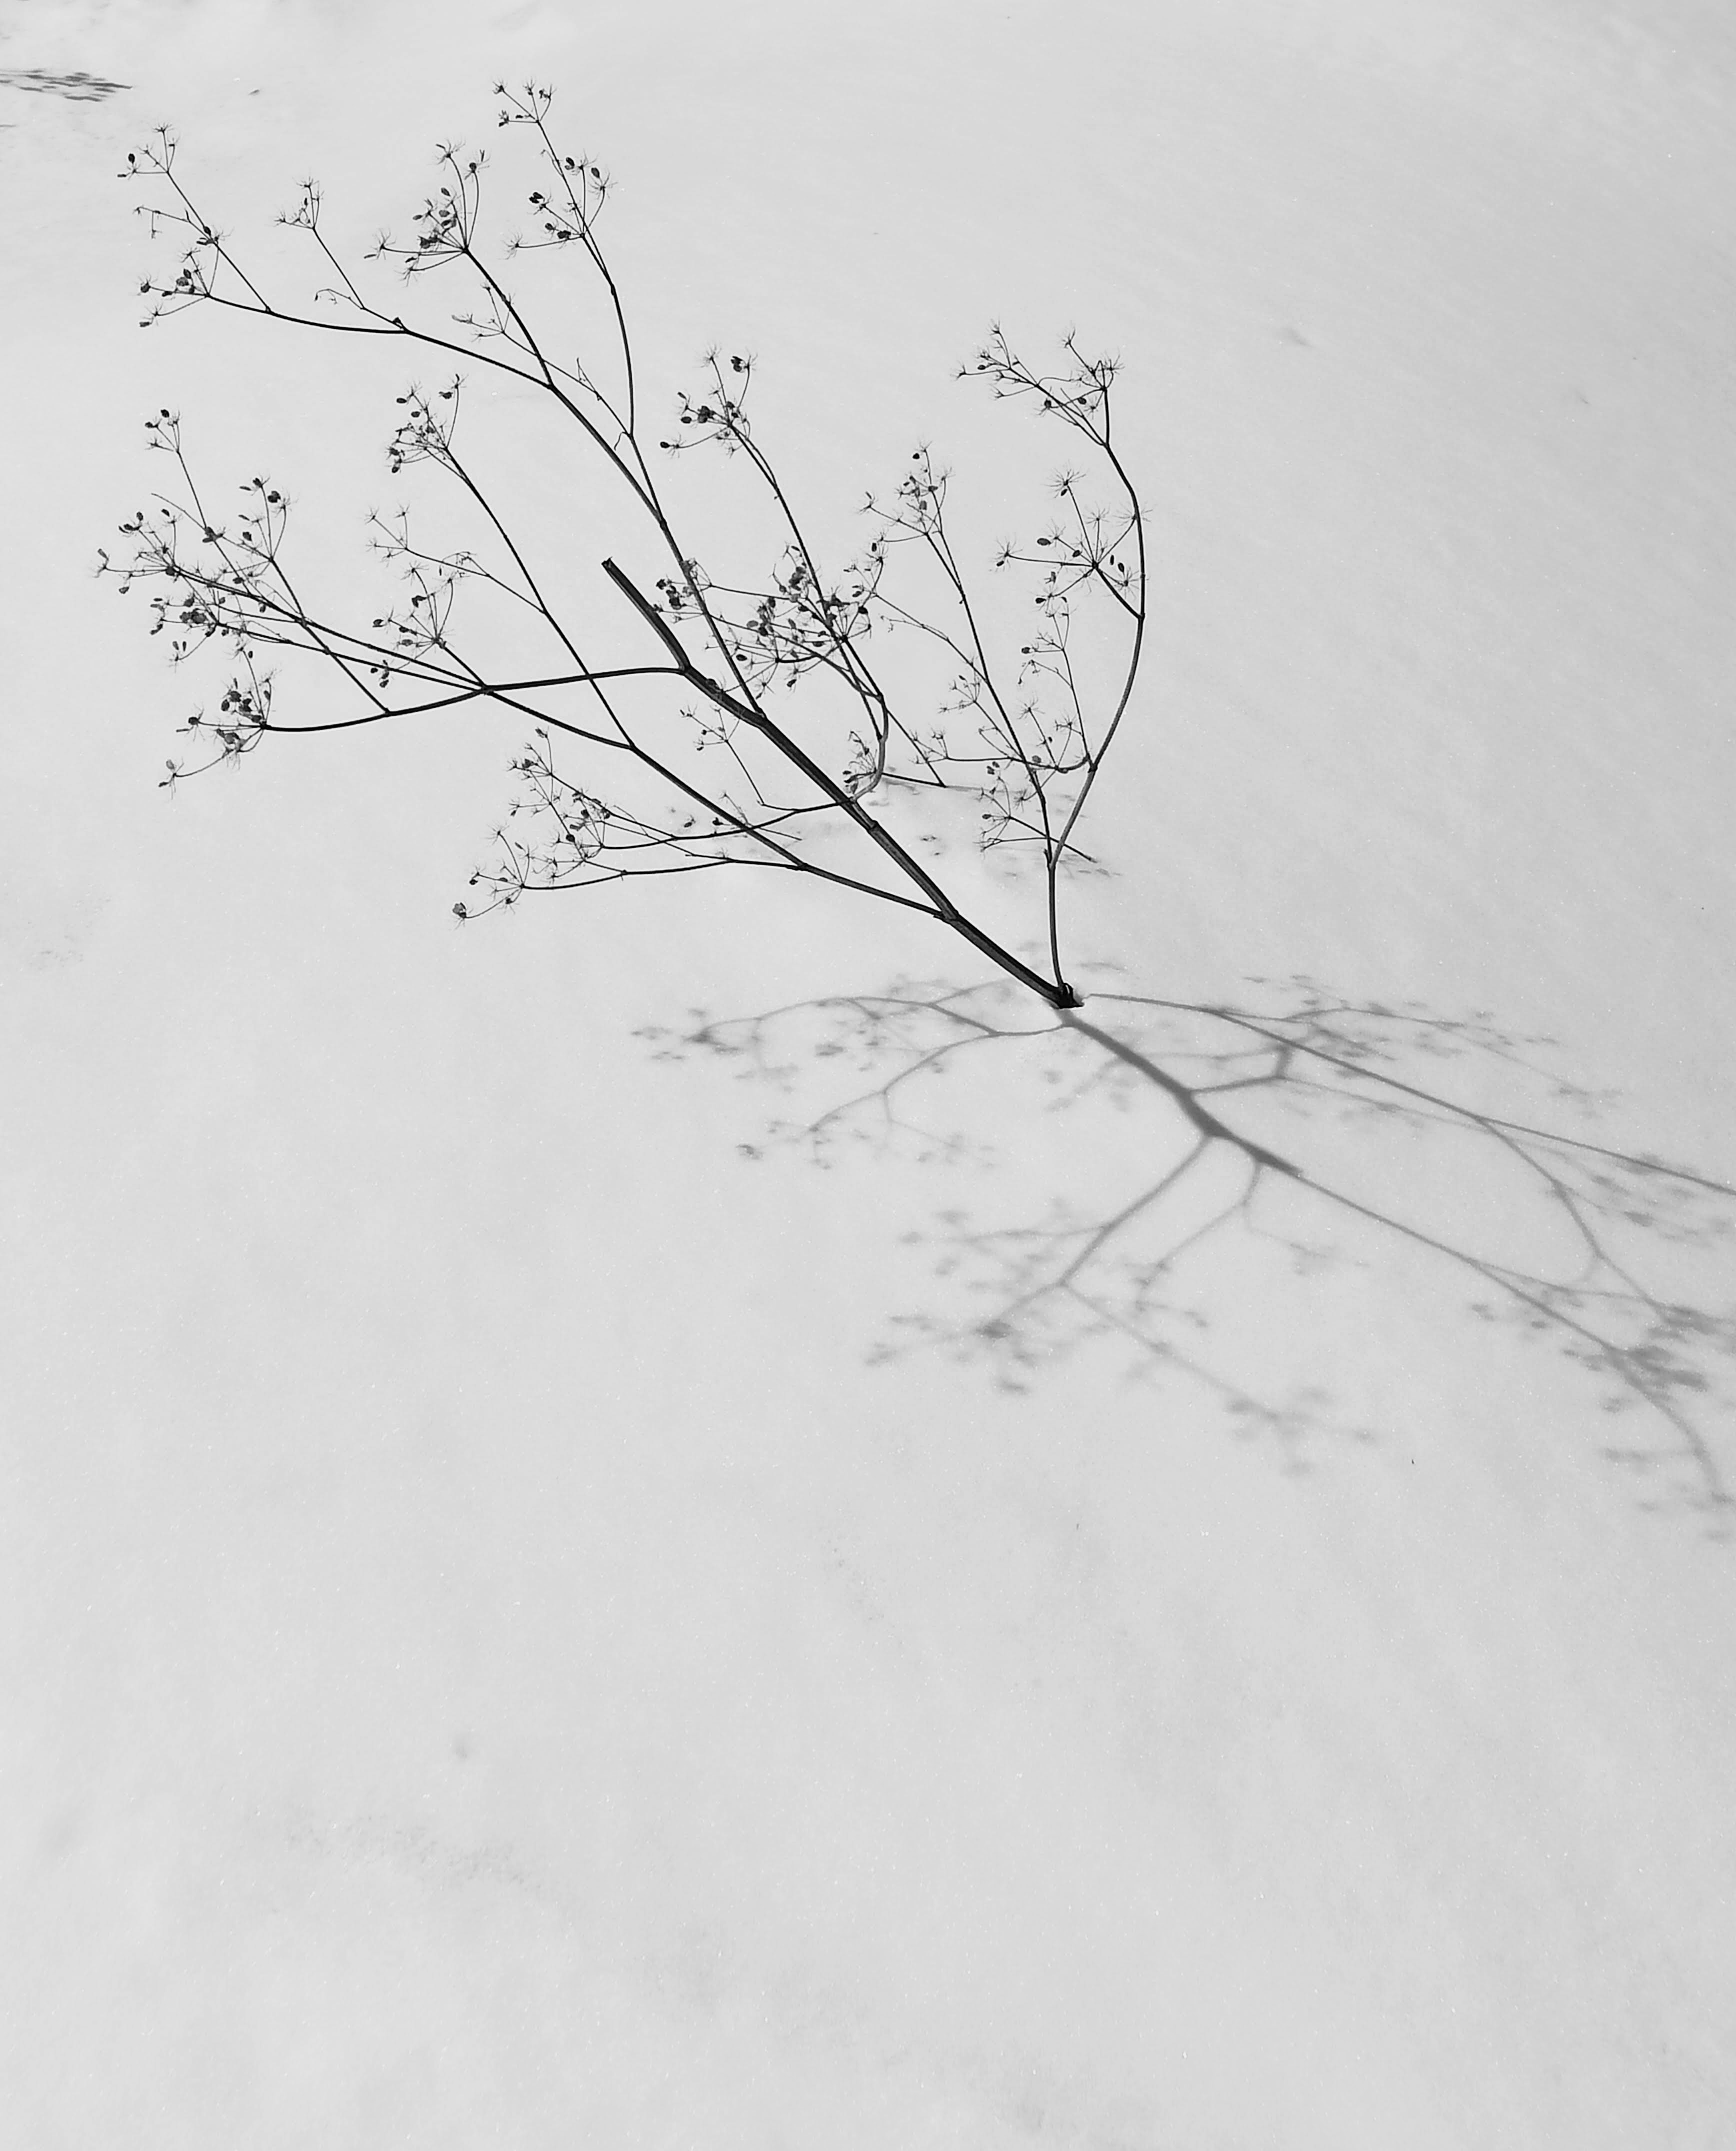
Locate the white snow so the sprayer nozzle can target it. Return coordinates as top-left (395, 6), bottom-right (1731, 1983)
top-left (4, 2), bottom-right (1734, 2145)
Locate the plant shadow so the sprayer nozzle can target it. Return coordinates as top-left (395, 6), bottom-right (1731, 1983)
top-left (640, 971), bottom-right (1736, 1528)
top-left (0, 70), bottom-right (130, 103)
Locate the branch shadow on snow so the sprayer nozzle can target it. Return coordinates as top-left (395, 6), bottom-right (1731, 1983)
top-left (0, 70), bottom-right (130, 103)
top-left (640, 973), bottom-right (1736, 1527)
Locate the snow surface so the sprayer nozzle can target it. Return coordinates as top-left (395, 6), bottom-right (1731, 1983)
top-left (4, 1), bottom-right (1735, 2145)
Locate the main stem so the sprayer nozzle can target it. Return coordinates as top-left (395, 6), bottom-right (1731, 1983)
top-left (602, 559), bottom-right (1082, 1011)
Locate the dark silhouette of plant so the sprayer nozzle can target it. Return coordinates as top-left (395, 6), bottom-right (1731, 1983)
top-left (102, 84), bottom-right (1144, 1010)
top-left (642, 975), bottom-right (1736, 1522)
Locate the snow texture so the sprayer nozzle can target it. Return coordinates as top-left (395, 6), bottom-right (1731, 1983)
top-left (4, 2), bottom-right (1734, 2146)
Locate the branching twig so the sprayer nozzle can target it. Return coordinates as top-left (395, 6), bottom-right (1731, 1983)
top-left (108, 89), bottom-right (1146, 1009)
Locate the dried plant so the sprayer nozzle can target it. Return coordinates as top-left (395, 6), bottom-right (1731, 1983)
top-left (104, 85), bottom-right (1144, 1008)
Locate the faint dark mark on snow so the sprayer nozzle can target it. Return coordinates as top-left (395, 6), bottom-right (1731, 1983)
top-left (2, 886), bottom-right (105, 972)
top-left (24, 942), bottom-right (83, 971)
top-left (280, 1806), bottom-right (578, 1922)
top-left (643, 974), bottom-right (1736, 1526)
top-left (0, 69), bottom-right (130, 103)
